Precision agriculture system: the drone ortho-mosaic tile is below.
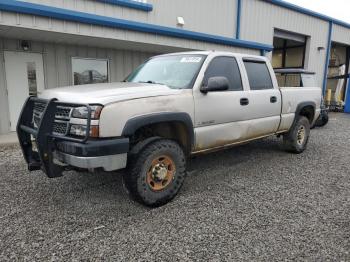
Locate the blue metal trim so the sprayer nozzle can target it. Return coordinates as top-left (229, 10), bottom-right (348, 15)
top-left (260, 49), bottom-right (266, 56)
top-left (0, 0), bottom-right (274, 51)
top-left (322, 21), bottom-right (333, 96)
top-left (95, 0), bottom-right (153, 12)
top-left (345, 78), bottom-right (350, 113)
top-left (264, 0), bottom-right (350, 29)
top-left (235, 0), bottom-right (242, 39)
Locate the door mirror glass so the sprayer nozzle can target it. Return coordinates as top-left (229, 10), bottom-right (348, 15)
top-left (201, 76), bottom-right (229, 93)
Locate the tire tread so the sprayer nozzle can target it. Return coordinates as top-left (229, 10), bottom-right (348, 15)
top-left (123, 139), bottom-right (186, 207)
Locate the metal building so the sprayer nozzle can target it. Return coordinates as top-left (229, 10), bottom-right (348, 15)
top-left (0, 0), bottom-right (349, 134)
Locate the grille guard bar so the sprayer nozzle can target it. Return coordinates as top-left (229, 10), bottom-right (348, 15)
top-left (17, 96), bottom-right (92, 178)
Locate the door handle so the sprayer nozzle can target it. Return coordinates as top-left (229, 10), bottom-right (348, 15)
top-left (240, 98), bottom-right (249, 106)
top-left (270, 96), bottom-right (277, 103)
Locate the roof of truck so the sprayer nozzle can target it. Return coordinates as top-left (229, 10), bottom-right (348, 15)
top-left (153, 51), bottom-right (267, 61)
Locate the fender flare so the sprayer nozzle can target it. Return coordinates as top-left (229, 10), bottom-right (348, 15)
top-left (295, 101), bottom-right (316, 123)
top-left (122, 112), bottom-right (195, 149)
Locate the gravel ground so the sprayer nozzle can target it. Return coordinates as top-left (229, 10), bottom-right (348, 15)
top-left (1, 113), bottom-right (350, 261)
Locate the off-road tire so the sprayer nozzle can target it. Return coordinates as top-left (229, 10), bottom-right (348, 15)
top-left (123, 139), bottom-right (186, 207)
top-left (283, 116), bottom-right (310, 154)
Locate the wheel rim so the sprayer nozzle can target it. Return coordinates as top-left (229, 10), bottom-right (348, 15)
top-left (296, 125), bottom-right (306, 146)
top-left (146, 155), bottom-right (175, 191)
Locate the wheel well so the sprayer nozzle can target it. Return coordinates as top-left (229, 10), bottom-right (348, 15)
top-left (130, 121), bottom-right (192, 154)
top-left (299, 105), bottom-right (315, 124)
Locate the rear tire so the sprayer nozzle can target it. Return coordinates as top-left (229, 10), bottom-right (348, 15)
top-left (315, 112), bottom-right (329, 127)
top-left (283, 116), bottom-right (310, 154)
top-left (123, 139), bottom-right (186, 207)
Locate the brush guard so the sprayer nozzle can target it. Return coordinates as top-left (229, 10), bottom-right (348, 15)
top-left (17, 97), bottom-right (92, 178)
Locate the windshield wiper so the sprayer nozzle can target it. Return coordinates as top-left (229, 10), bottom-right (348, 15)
top-left (138, 81), bottom-right (165, 85)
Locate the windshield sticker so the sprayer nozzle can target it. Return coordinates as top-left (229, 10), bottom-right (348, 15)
top-left (180, 57), bottom-right (202, 63)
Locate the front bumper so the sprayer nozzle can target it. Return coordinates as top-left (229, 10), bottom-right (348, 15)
top-left (54, 138), bottom-right (129, 171)
top-left (17, 97), bottom-right (129, 178)
top-left (55, 152), bottom-right (127, 171)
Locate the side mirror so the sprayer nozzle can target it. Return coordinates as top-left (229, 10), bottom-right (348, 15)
top-left (201, 76), bottom-right (229, 93)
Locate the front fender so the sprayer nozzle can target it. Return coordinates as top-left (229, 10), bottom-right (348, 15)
top-left (122, 112), bottom-right (195, 148)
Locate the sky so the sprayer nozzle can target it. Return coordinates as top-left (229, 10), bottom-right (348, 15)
top-left (283, 0), bottom-right (350, 23)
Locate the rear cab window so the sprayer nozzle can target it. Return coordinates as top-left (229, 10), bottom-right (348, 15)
top-left (243, 60), bottom-right (273, 90)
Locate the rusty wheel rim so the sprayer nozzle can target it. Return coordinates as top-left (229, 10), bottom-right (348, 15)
top-left (297, 125), bottom-right (306, 146)
top-left (146, 155), bottom-right (176, 192)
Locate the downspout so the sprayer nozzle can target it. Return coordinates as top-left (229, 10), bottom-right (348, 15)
top-left (236, 0), bottom-right (242, 39)
top-left (322, 21), bottom-right (333, 96)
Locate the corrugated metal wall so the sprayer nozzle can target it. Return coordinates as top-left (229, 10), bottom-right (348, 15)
top-left (333, 24), bottom-right (350, 46)
top-left (0, 9), bottom-right (255, 54)
top-left (22, 0), bottom-right (237, 38)
top-left (240, 0), bottom-right (330, 86)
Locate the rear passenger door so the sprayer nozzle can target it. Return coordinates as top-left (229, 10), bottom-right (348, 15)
top-left (242, 59), bottom-right (282, 139)
top-left (193, 56), bottom-right (252, 151)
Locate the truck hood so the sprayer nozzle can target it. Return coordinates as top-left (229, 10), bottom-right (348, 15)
top-left (39, 82), bottom-right (181, 105)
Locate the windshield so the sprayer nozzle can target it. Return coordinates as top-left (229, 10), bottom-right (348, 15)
top-left (126, 55), bottom-right (206, 89)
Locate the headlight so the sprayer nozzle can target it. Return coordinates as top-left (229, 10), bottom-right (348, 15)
top-left (70, 125), bottom-right (99, 137)
top-left (72, 105), bottom-right (103, 119)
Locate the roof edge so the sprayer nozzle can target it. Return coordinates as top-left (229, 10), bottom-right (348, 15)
top-left (95, 0), bottom-right (153, 12)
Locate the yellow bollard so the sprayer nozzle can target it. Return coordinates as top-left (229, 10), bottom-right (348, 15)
top-left (325, 89), bottom-right (332, 106)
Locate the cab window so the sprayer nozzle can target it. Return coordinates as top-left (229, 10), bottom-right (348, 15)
top-left (203, 57), bottom-right (243, 91)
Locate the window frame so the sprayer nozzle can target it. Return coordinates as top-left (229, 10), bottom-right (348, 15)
top-left (272, 36), bottom-right (307, 69)
top-left (202, 56), bottom-right (243, 92)
top-left (243, 59), bottom-right (274, 91)
top-left (71, 57), bottom-right (110, 86)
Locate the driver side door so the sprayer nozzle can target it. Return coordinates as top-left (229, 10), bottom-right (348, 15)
top-left (193, 56), bottom-right (251, 152)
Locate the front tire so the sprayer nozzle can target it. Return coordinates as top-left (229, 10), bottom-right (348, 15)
top-left (283, 116), bottom-right (310, 154)
top-left (123, 139), bottom-right (186, 207)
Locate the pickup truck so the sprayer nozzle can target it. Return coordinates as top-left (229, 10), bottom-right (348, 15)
top-left (17, 51), bottom-right (322, 207)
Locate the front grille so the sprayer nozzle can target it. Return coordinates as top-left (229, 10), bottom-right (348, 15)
top-left (33, 102), bottom-right (73, 136)
top-left (55, 107), bottom-right (71, 119)
top-left (53, 122), bottom-right (69, 135)
top-left (33, 102), bottom-right (46, 129)
top-left (34, 102), bottom-right (46, 114)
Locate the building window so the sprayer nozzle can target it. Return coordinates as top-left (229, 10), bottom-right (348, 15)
top-left (272, 36), bottom-right (307, 69)
top-left (72, 58), bottom-right (109, 85)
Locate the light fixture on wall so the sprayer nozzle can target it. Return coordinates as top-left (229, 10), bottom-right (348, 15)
top-left (177, 16), bottom-right (185, 27)
top-left (20, 40), bottom-right (31, 51)
top-left (317, 46), bottom-right (325, 51)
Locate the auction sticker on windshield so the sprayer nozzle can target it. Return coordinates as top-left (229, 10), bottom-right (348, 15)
top-left (180, 57), bottom-right (202, 63)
